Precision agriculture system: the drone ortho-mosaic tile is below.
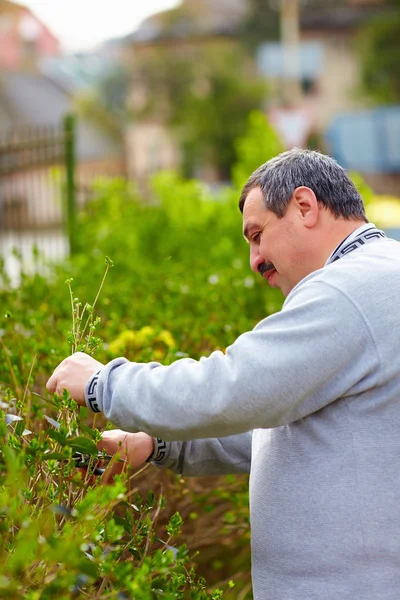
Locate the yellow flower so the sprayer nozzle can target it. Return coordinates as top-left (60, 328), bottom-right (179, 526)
top-left (156, 330), bottom-right (176, 349)
top-left (108, 326), bottom-right (176, 358)
top-left (134, 326), bottom-right (155, 345)
top-left (108, 330), bottom-right (136, 355)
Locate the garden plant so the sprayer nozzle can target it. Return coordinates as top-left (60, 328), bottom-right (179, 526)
top-left (0, 113), bottom-right (381, 598)
top-left (0, 112), bottom-right (284, 597)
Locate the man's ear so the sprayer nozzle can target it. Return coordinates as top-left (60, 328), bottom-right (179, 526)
top-left (292, 186), bottom-right (319, 228)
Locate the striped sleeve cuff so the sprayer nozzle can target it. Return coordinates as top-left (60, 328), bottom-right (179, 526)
top-left (146, 437), bottom-right (168, 463)
top-left (85, 369), bottom-right (102, 413)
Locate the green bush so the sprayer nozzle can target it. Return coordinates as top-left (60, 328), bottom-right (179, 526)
top-left (1, 103), bottom-right (379, 596)
top-left (0, 168), bottom-right (283, 598)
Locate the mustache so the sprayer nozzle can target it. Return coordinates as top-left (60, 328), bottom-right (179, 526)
top-left (258, 261), bottom-right (275, 275)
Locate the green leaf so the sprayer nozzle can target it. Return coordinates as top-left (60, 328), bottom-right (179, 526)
top-left (66, 437), bottom-right (98, 456)
top-left (0, 575), bottom-right (10, 589)
top-left (48, 429), bottom-right (67, 446)
top-left (41, 452), bottom-right (64, 461)
top-left (76, 558), bottom-right (98, 579)
top-left (166, 512), bottom-right (183, 537)
top-left (80, 424), bottom-right (97, 440)
top-left (14, 420), bottom-right (26, 437)
top-left (2, 446), bottom-right (17, 472)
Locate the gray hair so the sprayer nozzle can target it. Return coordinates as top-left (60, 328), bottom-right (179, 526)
top-left (239, 148), bottom-right (368, 222)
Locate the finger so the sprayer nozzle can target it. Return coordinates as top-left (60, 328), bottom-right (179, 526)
top-left (46, 373), bottom-right (59, 393)
top-left (98, 430), bottom-right (129, 457)
top-left (46, 361), bottom-right (64, 393)
top-left (56, 383), bottom-right (65, 397)
top-left (97, 431), bottom-right (131, 484)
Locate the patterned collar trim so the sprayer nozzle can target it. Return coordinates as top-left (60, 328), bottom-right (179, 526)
top-left (326, 223), bottom-right (386, 265)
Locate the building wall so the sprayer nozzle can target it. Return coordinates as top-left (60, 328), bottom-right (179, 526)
top-left (125, 1), bottom-right (390, 181)
top-left (125, 123), bottom-right (181, 185)
top-left (301, 31), bottom-right (366, 133)
top-left (0, 2), bottom-right (60, 71)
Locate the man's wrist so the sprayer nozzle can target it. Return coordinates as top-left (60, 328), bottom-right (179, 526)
top-left (146, 437), bottom-right (167, 463)
top-left (85, 369), bottom-right (102, 413)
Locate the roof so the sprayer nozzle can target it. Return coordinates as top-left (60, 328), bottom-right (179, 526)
top-left (0, 0), bottom-right (60, 45)
top-left (126, 0), bottom-right (393, 45)
top-left (301, 4), bottom-right (393, 31)
top-left (127, 0), bottom-right (248, 44)
top-left (0, 72), bottom-right (121, 160)
top-left (39, 54), bottom-right (118, 94)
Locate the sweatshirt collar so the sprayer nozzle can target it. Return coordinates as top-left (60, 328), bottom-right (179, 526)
top-left (325, 223), bottom-right (386, 266)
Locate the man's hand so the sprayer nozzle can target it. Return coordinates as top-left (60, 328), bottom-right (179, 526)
top-left (98, 430), bottom-right (155, 482)
top-left (46, 352), bottom-right (104, 406)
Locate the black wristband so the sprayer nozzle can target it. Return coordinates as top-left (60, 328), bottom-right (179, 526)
top-left (86, 370), bottom-right (101, 413)
top-left (146, 437), bottom-right (167, 463)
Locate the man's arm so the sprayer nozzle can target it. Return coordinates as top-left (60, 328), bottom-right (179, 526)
top-left (150, 432), bottom-right (252, 476)
top-left (98, 432), bottom-right (252, 477)
top-left (84, 280), bottom-right (380, 440)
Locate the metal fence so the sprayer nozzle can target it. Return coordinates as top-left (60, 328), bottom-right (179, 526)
top-left (0, 114), bottom-right (77, 284)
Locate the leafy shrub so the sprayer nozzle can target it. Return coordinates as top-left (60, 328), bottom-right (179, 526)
top-left (0, 168), bottom-right (283, 598)
top-left (1, 106), bottom-right (386, 596)
top-left (232, 110), bottom-right (284, 191)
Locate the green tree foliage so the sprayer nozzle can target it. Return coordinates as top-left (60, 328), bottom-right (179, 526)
top-left (133, 44), bottom-right (267, 179)
top-left (73, 65), bottom-right (132, 142)
top-left (232, 110), bottom-right (284, 191)
top-left (358, 0), bottom-right (400, 103)
top-left (240, 0), bottom-right (356, 54)
top-left (240, 0), bottom-right (280, 51)
top-left (178, 48), bottom-right (267, 180)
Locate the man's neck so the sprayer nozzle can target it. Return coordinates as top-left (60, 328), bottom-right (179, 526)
top-left (321, 220), bottom-right (367, 266)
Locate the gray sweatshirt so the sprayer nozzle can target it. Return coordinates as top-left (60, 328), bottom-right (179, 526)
top-left (86, 224), bottom-right (400, 599)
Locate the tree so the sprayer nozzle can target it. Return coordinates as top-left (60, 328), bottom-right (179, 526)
top-left (132, 43), bottom-right (267, 179)
top-left (73, 64), bottom-right (132, 142)
top-left (358, 0), bottom-right (400, 104)
top-left (232, 110), bottom-right (284, 190)
top-left (240, 0), bottom-right (280, 51)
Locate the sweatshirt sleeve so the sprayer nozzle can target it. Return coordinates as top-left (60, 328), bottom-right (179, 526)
top-left (85, 280), bottom-right (380, 440)
top-left (148, 432), bottom-right (252, 476)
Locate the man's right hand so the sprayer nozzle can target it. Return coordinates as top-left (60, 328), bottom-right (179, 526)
top-left (97, 429), bottom-right (155, 481)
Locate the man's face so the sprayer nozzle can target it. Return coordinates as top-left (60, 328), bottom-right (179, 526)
top-left (242, 186), bottom-right (306, 297)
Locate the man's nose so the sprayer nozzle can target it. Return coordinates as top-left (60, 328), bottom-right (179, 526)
top-left (250, 248), bottom-right (264, 274)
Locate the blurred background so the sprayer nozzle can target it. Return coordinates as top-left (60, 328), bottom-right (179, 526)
top-left (1, 0), bottom-right (400, 280)
top-left (1, 3), bottom-right (400, 596)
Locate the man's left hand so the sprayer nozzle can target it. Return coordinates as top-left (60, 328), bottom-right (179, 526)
top-left (46, 352), bottom-right (104, 406)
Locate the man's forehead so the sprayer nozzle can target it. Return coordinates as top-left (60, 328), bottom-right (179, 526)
top-left (242, 187), bottom-right (266, 216)
top-left (242, 188), bottom-right (268, 238)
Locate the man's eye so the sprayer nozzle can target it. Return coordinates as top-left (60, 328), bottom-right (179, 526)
top-left (252, 233), bottom-right (261, 243)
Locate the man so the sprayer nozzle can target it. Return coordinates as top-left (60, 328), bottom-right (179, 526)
top-left (47, 149), bottom-right (400, 599)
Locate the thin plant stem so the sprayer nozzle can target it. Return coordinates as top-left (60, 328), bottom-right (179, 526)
top-left (92, 412), bottom-right (98, 430)
top-left (78, 261), bottom-right (111, 347)
top-left (140, 485), bottom-right (164, 565)
top-left (90, 261), bottom-right (111, 317)
top-left (67, 280), bottom-right (76, 354)
top-left (21, 353), bottom-right (37, 424)
top-left (95, 575), bottom-right (110, 597)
